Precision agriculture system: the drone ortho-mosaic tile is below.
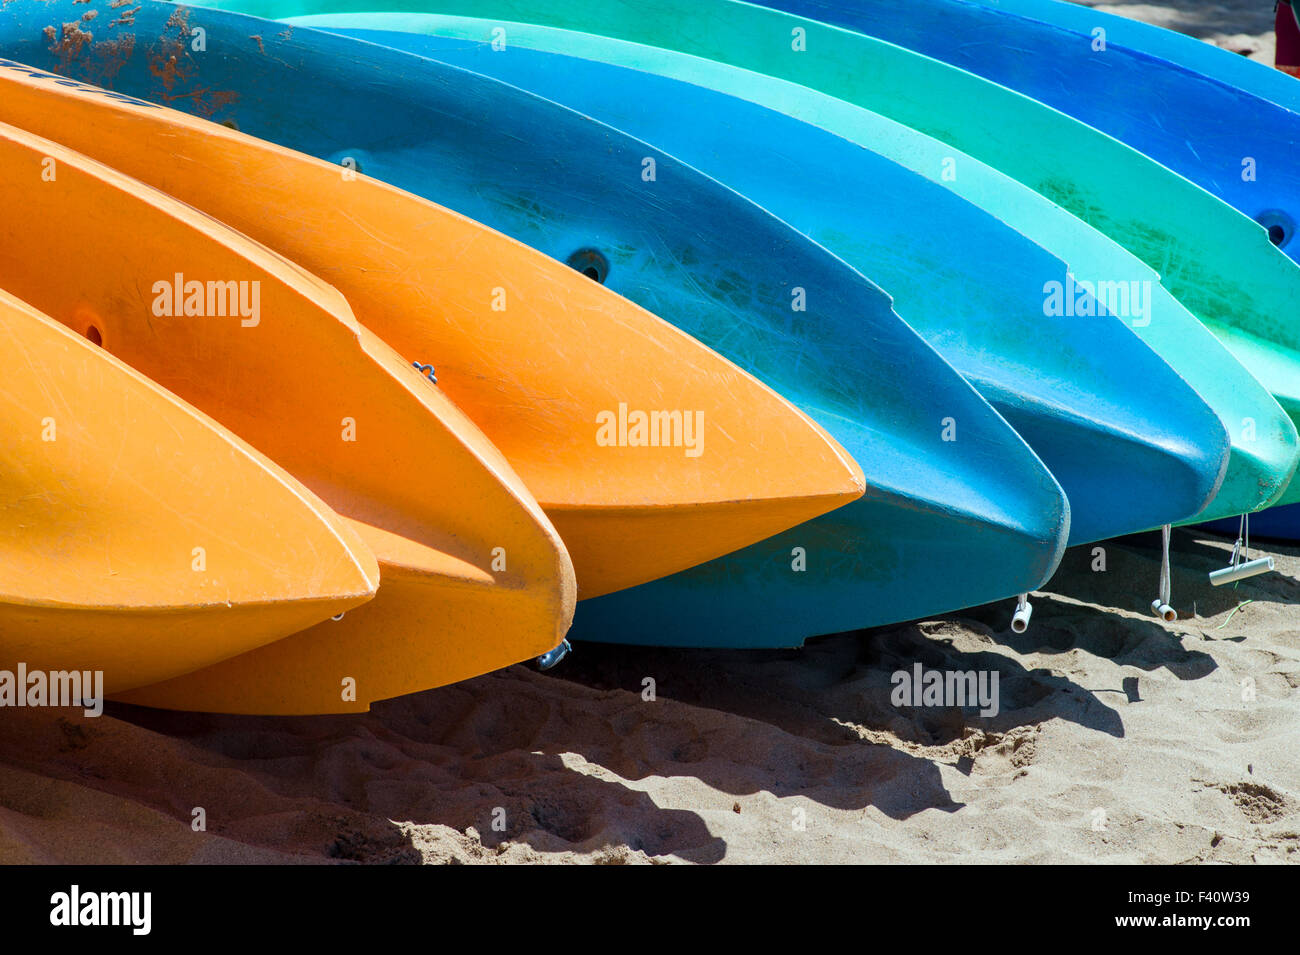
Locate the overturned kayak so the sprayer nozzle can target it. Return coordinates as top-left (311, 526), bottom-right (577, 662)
top-left (756, 0), bottom-right (1300, 264)
top-left (320, 23), bottom-right (1242, 546)
top-left (254, 0), bottom-right (1300, 509)
top-left (1203, 506), bottom-right (1300, 543)
top-left (0, 2), bottom-right (1075, 646)
top-left (0, 122), bottom-right (576, 712)
top-left (305, 15), bottom-right (1297, 530)
top-left (0, 289), bottom-right (378, 693)
top-left (751, 0), bottom-right (1300, 535)
top-left (0, 53), bottom-right (868, 604)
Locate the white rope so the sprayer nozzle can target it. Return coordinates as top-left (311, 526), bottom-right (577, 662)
top-left (1209, 512), bottom-right (1275, 587)
top-left (1151, 524), bottom-right (1176, 621)
top-left (1160, 524), bottom-right (1171, 605)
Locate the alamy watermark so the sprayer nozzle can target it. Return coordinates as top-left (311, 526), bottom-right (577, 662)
top-left (50, 885), bottom-right (150, 935)
top-left (0, 664), bottom-right (103, 717)
top-left (151, 273), bottom-right (261, 327)
top-left (596, 402), bottom-right (704, 457)
top-left (891, 662), bottom-right (1000, 717)
top-left (1043, 274), bottom-right (1151, 327)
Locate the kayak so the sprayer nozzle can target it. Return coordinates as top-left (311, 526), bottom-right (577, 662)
top-left (0, 121), bottom-right (576, 713)
top-left (247, 0), bottom-right (1300, 509)
top-left (0, 288), bottom-right (378, 693)
top-left (301, 15), bottom-right (1298, 530)
top-left (749, 0), bottom-right (1300, 537)
top-left (754, 0), bottom-right (1300, 267)
top-left (810, 0), bottom-right (1300, 115)
top-left (0, 54), bottom-right (870, 604)
top-left (1203, 505), bottom-right (1300, 542)
top-left (2, 3), bottom-right (1075, 646)
top-left (318, 24), bottom-right (1242, 546)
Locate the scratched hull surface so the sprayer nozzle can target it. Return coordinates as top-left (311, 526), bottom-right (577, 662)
top-left (0, 121), bottom-right (575, 713)
top-left (0, 2), bottom-right (1075, 646)
top-left (232, 0), bottom-right (1300, 509)
top-left (322, 25), bottom-right (1238, 548)
top-left (0, 288), bottom-right (379, 693)
top-left (296, 14), bottom-right (1297, 529)
top-left (757, 0), bottom-right (1300, 264)
top-left (0, 47), bottom-right (872, 604)
top-left (822, 0), bottom-right (1300, 116)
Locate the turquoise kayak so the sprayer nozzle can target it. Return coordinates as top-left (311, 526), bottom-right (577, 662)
top-left (315, 23), bottom-right (1237, 545)
top-left (228, 0), bottom-right (1300, 509)
top-left (0, 0), bottom-right (1076, 646)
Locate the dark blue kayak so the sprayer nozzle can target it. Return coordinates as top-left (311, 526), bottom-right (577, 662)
top-left (0, 0), bottom-right (1076, 646)
top-left (319, 23), bottom-right (1234, 547)
top-left (1203, 505), bottom-right (1300, 542)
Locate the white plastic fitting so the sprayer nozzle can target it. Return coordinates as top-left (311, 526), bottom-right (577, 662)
top-left (1011, 598), bottom-right (1033, 633)
top-left (1150, 599), bottom-right (1177, 622)
top-left (1209, 556), bottom-right (1275, 587)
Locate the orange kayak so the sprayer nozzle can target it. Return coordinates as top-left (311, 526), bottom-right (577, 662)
top-left (0, 287), bottom-right (379, 693)
top-left (0, 59), bottom-right (865, 600)
top-left (0, 121), bottom-right (576, 713)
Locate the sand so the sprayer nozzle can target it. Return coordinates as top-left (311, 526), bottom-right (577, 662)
top-left (3, 534), bottom-right (1295, 865)
top-left (2, 1), bottom-right (1298, 865)
top-left (1073, 0), bottom-right (1278, 63)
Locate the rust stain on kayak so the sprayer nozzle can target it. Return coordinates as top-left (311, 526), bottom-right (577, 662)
top-left (37, 5), bottom-right (238, 118)
top-left (42, 20), bottom-right (135, 86)
top-left (43, 21), bottom-right (92, 66)
top-left (142, 8), bottom-right (241, 117)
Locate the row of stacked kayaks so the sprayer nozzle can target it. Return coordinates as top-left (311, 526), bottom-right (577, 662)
top-left (2, 0), bottom-right (1298, 714)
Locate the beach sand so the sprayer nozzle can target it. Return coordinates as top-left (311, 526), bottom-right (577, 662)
top-left (3, 532), bottom-right (1295, 865)
top-left (2, 2), bottom-right (1297, 865)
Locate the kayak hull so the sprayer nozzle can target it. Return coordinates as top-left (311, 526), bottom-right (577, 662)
top-left (757, 0), bottom-right (1300, 265)
top-left (0, 46), bottom-right (870, 602)
top-left (572, 486), bottom-right (1067, 649)
top-left (322, 25), bottom-right (1236, 546)
top-left (1202, 505), bottom-right (1300, 543)
top-left (0, 1), bottom-right (1074, 646)
top-left (0, 289), bottom-right (379, 693)
top-left (0, 121), bottom-right (576, 712)
top-left (256, 0), bottom-right (1300, 510)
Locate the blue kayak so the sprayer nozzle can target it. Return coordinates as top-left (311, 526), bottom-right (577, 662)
top-left (319, 24), bottom-right (1233, 547)
top-left (758, 0), bottom-right (1300, 264)
top-left (0, 0), bottom-right (1075, 646)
